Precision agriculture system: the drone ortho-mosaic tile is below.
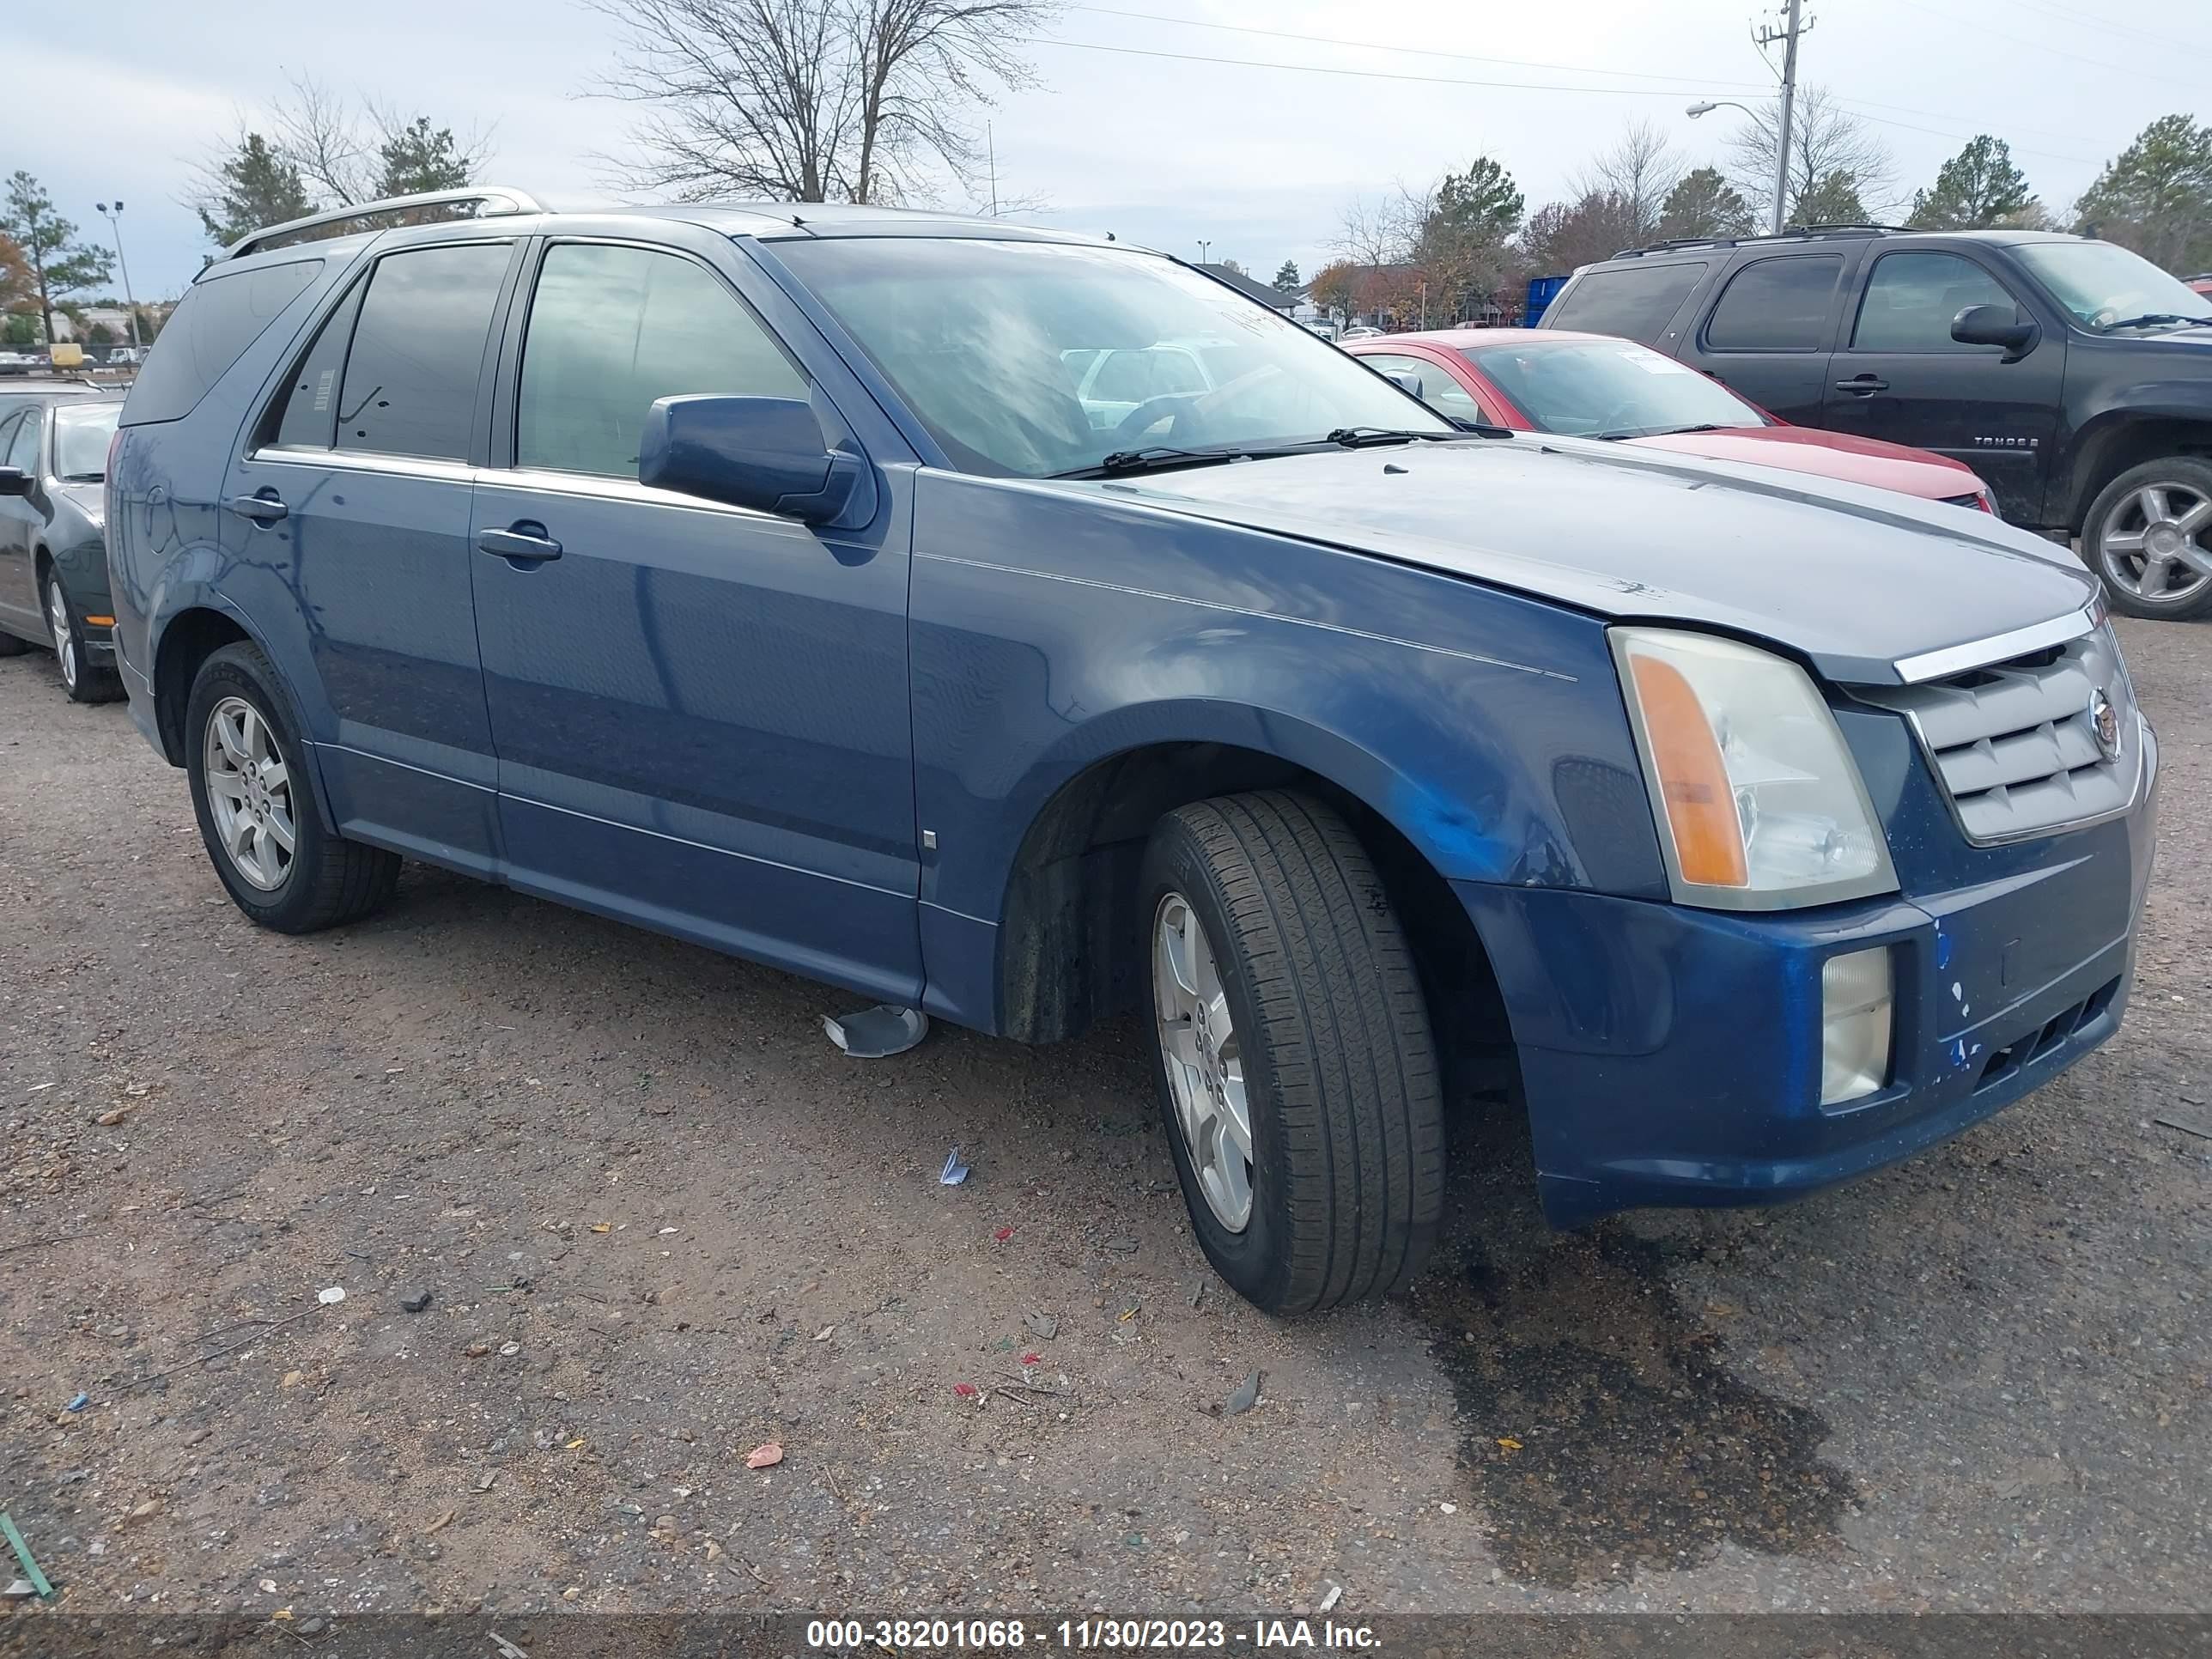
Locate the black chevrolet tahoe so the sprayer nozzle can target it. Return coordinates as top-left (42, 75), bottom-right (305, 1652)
top-left (1540, 227), bottom-right (2212, 619)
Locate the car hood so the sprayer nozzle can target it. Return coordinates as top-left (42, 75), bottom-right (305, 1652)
top-left (1625, 424), bottom-right (1984, 501)
top-left (1038, 437), bottom-right (2095, 685)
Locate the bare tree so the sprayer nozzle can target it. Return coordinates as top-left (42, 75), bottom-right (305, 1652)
top-left (259, 75), bottom-right (495, 207)
top-left (1726, 86), bottom-right (1899, 224)
top-left (272, 75), bottom-right (375, 205)
top-left (1571, 119), bottom-right (1684, 244)
top-left (586, 0), bottom-right (1058, 206)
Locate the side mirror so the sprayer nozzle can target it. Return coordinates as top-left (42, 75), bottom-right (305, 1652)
top-left (0, 466), bottom-right (29, 498)
top-left (1952, 303), bottom-right (2039, 362)
top-left (1382, 369), bottom-right (1425, 398)
top-left (638, 394), bottom-right (872, 527)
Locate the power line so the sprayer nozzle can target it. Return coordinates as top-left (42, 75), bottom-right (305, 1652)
top-left (1024, 36), bottom-right (2101, 165)
top-left (1899, 0), bottom-right (2211, 89)
top-left (1066, 4), bottom-right (1777, 90)
top-left (1986, 0), bottom-right (2212, 57)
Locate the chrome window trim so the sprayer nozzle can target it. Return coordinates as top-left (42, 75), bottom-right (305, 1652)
top-left (477, 465), bottom-right (790, 525)
top-left (1890, 604), bottom-right (2100, 684)
top-left (252, 445), bottom-right (477, 485)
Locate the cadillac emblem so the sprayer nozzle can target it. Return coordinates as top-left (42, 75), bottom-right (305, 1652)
top-left (2089, 688), bottom-right (2122, 762)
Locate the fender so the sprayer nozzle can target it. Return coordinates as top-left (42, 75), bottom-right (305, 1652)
top-left (905, 470), bottom-right (1670, 1034)
top-left (2055, 382), bottom-right (2212, 526)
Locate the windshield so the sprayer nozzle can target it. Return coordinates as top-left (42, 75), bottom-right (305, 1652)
top-left (52, 402), bottom-right (120, 480)
top-left (772, 238), bottom-right (1446, 477)
top-left (1464, 337), bottom-right (1762, 439)
top-left (2014, 240), bottom-right (2212, 329)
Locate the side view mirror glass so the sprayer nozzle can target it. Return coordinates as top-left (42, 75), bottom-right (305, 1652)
top-left (638, 395), bottom-right (873, 528)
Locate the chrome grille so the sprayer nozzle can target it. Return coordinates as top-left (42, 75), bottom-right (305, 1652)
top-left (1856, 623), bottom-right (2142, 843)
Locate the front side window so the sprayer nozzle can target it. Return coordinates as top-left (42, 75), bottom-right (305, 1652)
top-left (1851, 252), bottom-right (2016, 351)
top-left (123, 259), bottom-right (321, 427)
top-left (1704, 255), bottom-right (1844, 351)
top-left (336, 242), bottom-right (513, 461)
top-left (52, 403), bottom-right (121, 480)
top-left (1544, 263), bottom-right (1709, 345)
top-left (6, 408), bottom-right (41, 472)
top-left (1465, 339), bottom-right (1762, 439)
top-left (517, 243), bottom-right (807, 478)
top-left (1359, 352), bottom-right (1491, 423)
top-left (2014, 239), bottom-right (2212, 330)
top-left (772, 237), bottom-right (1445, 477)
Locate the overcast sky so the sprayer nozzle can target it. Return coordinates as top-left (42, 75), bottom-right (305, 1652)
top-left (7, 0), bottom-right (2202, 304)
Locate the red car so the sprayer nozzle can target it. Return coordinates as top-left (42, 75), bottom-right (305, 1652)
top-left (1346, 328), bottom-right (1996, 513)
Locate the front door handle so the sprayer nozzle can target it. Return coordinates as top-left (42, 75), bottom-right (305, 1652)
top-left (477, 523), bottom-right (562, 564)
top-left (1834, 375), bottom-right (1889, 394)
top-left (227, 492), bottom-right (288, 524)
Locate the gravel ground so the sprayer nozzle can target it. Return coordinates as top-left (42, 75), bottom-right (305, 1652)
top-left (1, 617), bottom-right (2207, 1620)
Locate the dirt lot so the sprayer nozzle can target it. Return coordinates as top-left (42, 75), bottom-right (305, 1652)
top-left (3, 617), bottom-right (2208, 1620)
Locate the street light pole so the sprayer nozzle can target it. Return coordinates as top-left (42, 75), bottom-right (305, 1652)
top-left (95, 201), bottom-right (142, 351)
top-left (1196, 240), bottom-right (1212, 265)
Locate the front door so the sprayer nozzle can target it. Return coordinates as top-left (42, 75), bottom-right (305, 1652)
top-left (1821, 248), bottom-right (2064, 525)
top-left (0, 408), bottom-right (45, 635)
top-left (471, 237), bottom-right (921, 1003)
top-left (224, 239), bottom-right (519, 872)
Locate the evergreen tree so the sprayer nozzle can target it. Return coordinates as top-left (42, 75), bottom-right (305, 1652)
top-left (2074, 114), bottom-right (2212, 273)
top-left (1657, 167), bottom-right (1755, 240)
top-left (1908, 136), bottom-right (2036, 229)
top-left (196, 133), bottom-right (316, 246)
top-left (0, 173), bottom-right (114, 344)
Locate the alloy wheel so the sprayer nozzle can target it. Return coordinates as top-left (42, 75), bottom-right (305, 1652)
top-left (2098, 481), bottom-right (2212, 607)
top-left (1154, 891), bottom-right (1255, 1231)
top-left (203, 696), bottom-right (297, 891)
top-left (46, 580), bottom-right (75, 691)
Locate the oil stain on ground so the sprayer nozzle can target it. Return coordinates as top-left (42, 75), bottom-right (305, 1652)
top-left (1408, 1117), bottom-right (1858, 1587)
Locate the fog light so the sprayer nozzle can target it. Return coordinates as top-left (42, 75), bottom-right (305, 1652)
top-left (1821, 946), bottom-right (1893, 1104)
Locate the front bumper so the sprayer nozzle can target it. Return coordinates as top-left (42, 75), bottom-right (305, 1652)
top-left (1456, 729), bottom-right (2159, 1228)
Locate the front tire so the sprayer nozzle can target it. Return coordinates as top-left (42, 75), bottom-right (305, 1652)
top-left (44, 570), bottom-right (122, 703)
top-left (2085, 458), bottom-right (2212, 621)
top-left (1142, 791), bottom-right (1445, 1314)
top-left (185, 641), bottom-right (399, 932)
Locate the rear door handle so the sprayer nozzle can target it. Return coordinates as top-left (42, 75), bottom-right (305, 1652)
top-left (226, 493), bottom-right (288, 524)
top-left (477, 524), bottom-right (562, 563)
top-left (1834, 376), bottom-right (1889, 394)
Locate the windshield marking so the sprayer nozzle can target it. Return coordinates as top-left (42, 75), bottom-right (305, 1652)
top-left (918, 551), bottom-right (1577, 682)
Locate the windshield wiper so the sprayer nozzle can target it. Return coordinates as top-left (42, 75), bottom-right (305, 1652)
top-left (1322, 426), bottom-right (1466, 447)
top-left (1050, 446), bottom-right (1248, 480)
top-left (2099, 313), bottom-right (2208, 331)
top-left (1598, 422), bottom-right (1727, 441)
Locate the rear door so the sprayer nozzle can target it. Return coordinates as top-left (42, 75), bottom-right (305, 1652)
top-left (1539, 260), bottom-right (1713, 351)
top-left (225, 238), bottom-right (520, 872)
top-left (1821, 247), bottom-right (2063, 524)
top-left (1680, 251), bottom-right (1857, 424)
top-left (470, 231), bottom-right (923, 1004)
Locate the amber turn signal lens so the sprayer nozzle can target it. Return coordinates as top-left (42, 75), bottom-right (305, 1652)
top-left (1629, 654), bottom-right (1748, 888)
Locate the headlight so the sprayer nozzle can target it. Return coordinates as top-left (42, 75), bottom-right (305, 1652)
top-left (1613, 626), bottom-right (1897, 909)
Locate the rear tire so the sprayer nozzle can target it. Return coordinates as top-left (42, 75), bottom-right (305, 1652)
top-left (185, 641), bottom-right (399, 933)
top-left (0, 628), bottom-right (29, 657)
top-left (1142, 791), bottom-right (1445, 1314)
top-left (2084, 457), bottom-right (2212, 621)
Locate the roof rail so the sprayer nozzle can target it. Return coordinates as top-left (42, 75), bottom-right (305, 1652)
top-left (1609, 223), bottom-right (1904, 259)
top-left (216, 186), bottom-right (546, 264)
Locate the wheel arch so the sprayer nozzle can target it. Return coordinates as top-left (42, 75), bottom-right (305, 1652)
top-left (984, 720), bottom-right (1519, 1092)
top-left (148, 602), bottom-right (341, 835)
top-left (2062, 404), bottom-right (2212, 532)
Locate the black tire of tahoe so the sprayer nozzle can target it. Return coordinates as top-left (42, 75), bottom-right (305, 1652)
top-left (185, 641), bottom-right (399, 933)
top-left (1142, 791), bottom-right (1446, 1314)
top-left (2084, 456), bottom-right (2212, 622)
top-left (0, 627), bottom-right (29, 657)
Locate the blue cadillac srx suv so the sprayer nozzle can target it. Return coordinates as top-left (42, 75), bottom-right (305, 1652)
top-left (106, 189), bottom-right (2158, 1313)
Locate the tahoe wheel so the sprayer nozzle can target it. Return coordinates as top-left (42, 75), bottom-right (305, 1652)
top-left (2086, 458), bottom-right (2212, 621)
top-left (44, 570), bottom-right (120, 704)
top-left (185, 641), bottom-right (399, 933)
top-left (1142, 791), bottom-right (1445, 1314)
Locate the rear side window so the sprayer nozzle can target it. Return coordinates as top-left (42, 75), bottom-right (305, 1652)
top-left (264, 282), bottom-right (370, 450)
top-left (1704, 255), bottom-right (1844, 350)
top-left (1545, 262), bottom-right (1708, 344)
top-left (515, 242), bottom-right (805, 478)
top-left (337, 243), bottom-right (514, 461)
top-left (122, 259), bottom-right (321, 426)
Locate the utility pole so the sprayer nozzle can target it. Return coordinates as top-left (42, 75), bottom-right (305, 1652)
top-left (1753, 0), bottom-right (1808, 233)
top-left (95, 200), bottom-right (142, 350)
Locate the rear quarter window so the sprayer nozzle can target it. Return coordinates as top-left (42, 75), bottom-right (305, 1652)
top-left (1544, 262), bottom-right (1709, 345)
top-left (121, 258), bottom-right (322, 427)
